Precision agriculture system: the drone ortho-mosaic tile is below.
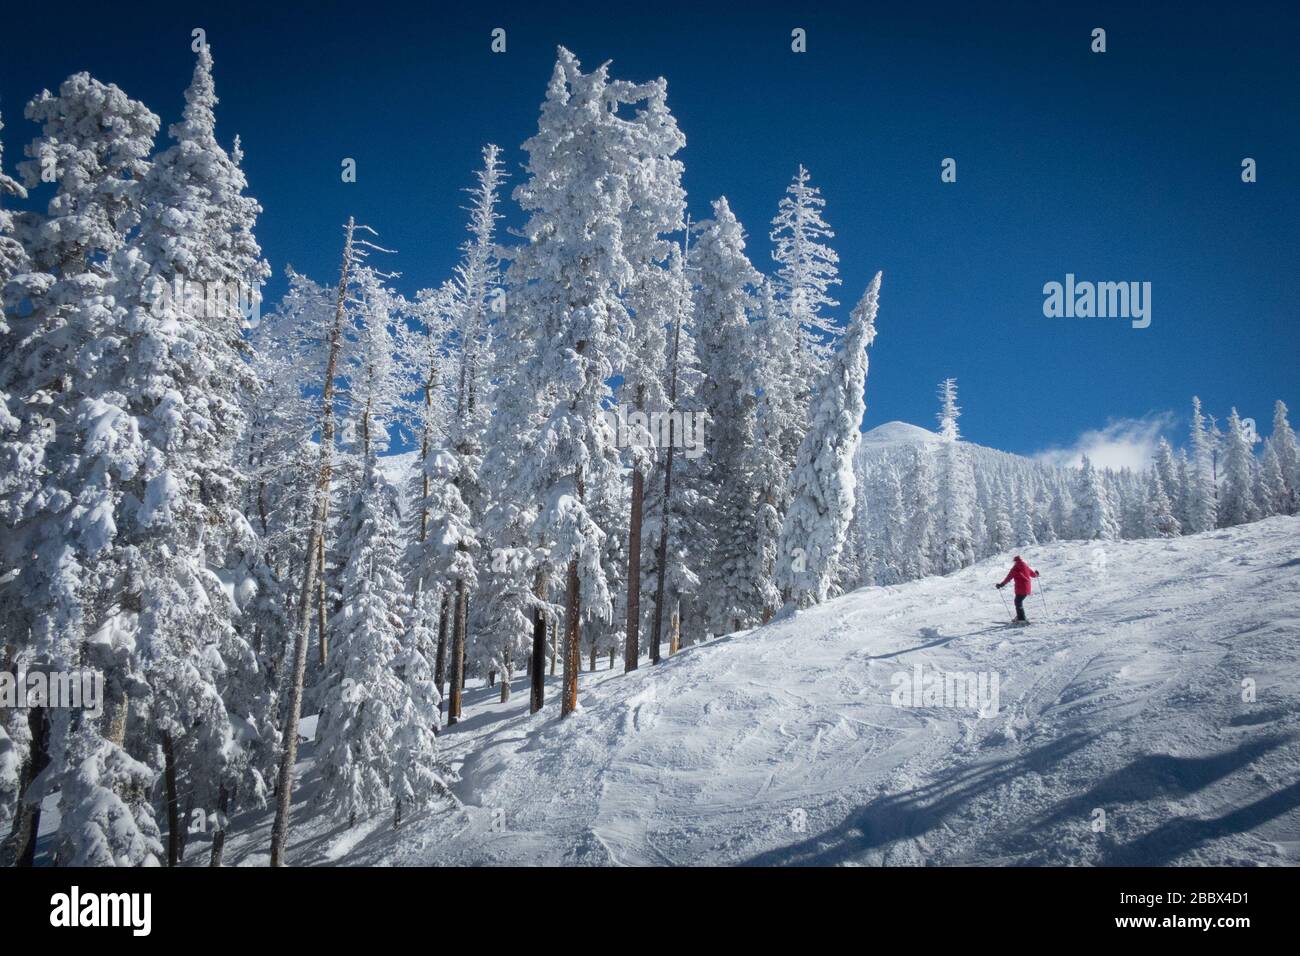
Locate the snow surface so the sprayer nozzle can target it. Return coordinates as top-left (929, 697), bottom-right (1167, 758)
top-left (208, 516), bottom-right (1300, 866)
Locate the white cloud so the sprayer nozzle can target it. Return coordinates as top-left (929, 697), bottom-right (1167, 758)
top-left (1034, 412), bottom-right (1176, 472)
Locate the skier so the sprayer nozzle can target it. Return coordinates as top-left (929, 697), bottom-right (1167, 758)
top-left (996, 555), bottom-right (1039, 624)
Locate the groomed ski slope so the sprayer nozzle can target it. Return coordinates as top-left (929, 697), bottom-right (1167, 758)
top-left (226, 516), bottom-right (1300, 867)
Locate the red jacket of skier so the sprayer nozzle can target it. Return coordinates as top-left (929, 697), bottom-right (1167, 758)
top-left (1000, 556), bottom-right (1039, 596)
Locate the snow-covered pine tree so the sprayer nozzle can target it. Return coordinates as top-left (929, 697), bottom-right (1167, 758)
top-left (617, 103), bottom-right (685, 667)
top-left (395, 281), bottom-right (456, 712)
top-left (0, 112), bottom-right (29, 850)
top-left (55, 723), bottom-right (164, 866)
top-left (876, 461), bottom-right (908, 584)
top-left (1217, 408), bottom-right (1258, 527)
top-left (1172, 448), bottom-right (1194, 532)
top-left (1186, 396), bottom-right (1218, 532)
top-left (645, 244), bottom-right (703, 659)
top-left (1047, 483), bottom-right (1073, 541)
top-left (1255, 439), bottom-right (1287, 519)
top-left (1012, 480), bottom-right (1038, 548)
top-left (1144, 470), bottom-right (1181, 537)
top-left (770, 164), bottom-right (841, 369)
top-left (420, 447), bottom-right (478, 724)
top-left (271, 217), bottom-right (370, 866)
top-left (402, 280), bottom-right (456, 563)
top-left (241, 268), bottom-right (330, 672)
top-left (1270, 400), bottom-right (1298, 514)
top-left (507, 48), bottom-right (683, 710)
top-left (691, 198), bottom-right (766, 634)
top-left (776, 273), bottom-right (880, 606)
top-left (901, 444), bottom-right (936, 579)
top-left (479, 260), bottom-right (549, 712)
top-left (0, 111), bottom-right (27, 320)
top-left (390, 582), bottom-right (449, 825)
top-left (345, 267), bottom-right (405, 461)
top-left (933, 379), bottom-right (976, 572)
top-left (1151, 438), bottom-right (1183, 533)
top-left (316, 459), bottom-right (445, 826)
top-left (1073, 455), bottom-right (1120, 540)
top-left (0, 72), bottom-right (160, 867)
top-left (435, 145), bottom-right (506, 717)
top-left (748, 277), bottom-right (801, 620)
top-left (990, 500), bottom-right (1014, 554)
top-left (106, 45), bottom-right (269, 863)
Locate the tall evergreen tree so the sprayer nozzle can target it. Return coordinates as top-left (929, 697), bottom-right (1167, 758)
top-left (770, 164), bottom-right (841, 367)
top-left (776, 273), bottom-right (879, 606)
top-left (1255, 439), bottom-right (1287, 518)
top-left (1073, 455), bottom-right (1120, 540)
top-left (691, 198), bottom-right (765, 633)
top-left (316, 460), bottom-right (446, 826)
top-left (933, 379), bottom-right (976, 572)
top-left (1144, 471), bottom-right (1181, 538)
top-left (1217, 408), bottom-right (1258, 527)
top-left (106, 44), bottom-right (269, 865)
top-left (1186, 396), bottom-right (1218, 533)
top-left (0, 72), bottom-right (160, 867)
top-left (1270, 400), bottom-right (1298, 514)
top-left (506, 48), bottom-right (684, 711)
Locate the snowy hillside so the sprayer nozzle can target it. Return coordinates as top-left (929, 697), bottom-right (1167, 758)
top-left (214, 516), bottom-right (1300, 867)
top-left (856, 419), bottom-right (1042, 473)
top-left (859, 420), bottom-right (943, 447)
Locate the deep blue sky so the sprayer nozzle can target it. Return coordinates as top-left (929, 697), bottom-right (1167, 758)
top-left (3, 0), bottom-right (1296, 464)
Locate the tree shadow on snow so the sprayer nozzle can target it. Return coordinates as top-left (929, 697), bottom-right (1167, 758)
top-left (1031, 734), bottom-right (1293, 840)
top-left (1101, 778), bottom-right (1300, 865)
top-left (862, 624), bottom-right (1005, 662)
top-left (741, 732), bottom-right (1097, 866)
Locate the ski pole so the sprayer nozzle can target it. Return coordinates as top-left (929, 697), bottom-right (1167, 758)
top-left (1037, 576), bottom-right (1048, 619)
top-left (996, 586), bottom-right (1011, 621)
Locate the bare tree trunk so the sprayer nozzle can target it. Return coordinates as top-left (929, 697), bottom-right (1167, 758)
top-left (103, 682), bottom-right (129, 747)
top-left (589, 642), bottom-right (597, 672)
top-left (561, 558), bottom-right (582, 717)
top-left (162, 732), bottom-right (181, 866)
top-left (608, 647), bottom-right (615, 670)
top-left (549, 632), bottom-right (557, 676)
top-left (650, 433), bottom-right (678, 665)
top-left (649, 255), bottom-right (687, 665)
top-left (209, 784), bottom-right (229, 867)
top-left (270, 217), bottom-right (356, 868)
top-left (529, 571), bottom-right (547, 714)
top-left (5, 705), bottom-right (49, 867)
top-left (499, 646), bottom-right (511, 704)
top-left (625, 464), bottom-right (644, 671)
top-left (315, 534), bottom-right (328, 667)
top-left (179, 788), bottom-right (195, 861)
top-left (435, 591), bottom-right (449, 720)
top-left (448, 578), bottom-right (467, 724)
top-left (669, 603), bottom-right (681, 655)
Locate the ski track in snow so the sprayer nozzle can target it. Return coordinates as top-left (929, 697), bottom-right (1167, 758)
top-left (216, 517), bottom-right (1300, 867)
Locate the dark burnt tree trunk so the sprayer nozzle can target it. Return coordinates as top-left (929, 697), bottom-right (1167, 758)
top-left (529, 571), bottom-right (548, 714)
